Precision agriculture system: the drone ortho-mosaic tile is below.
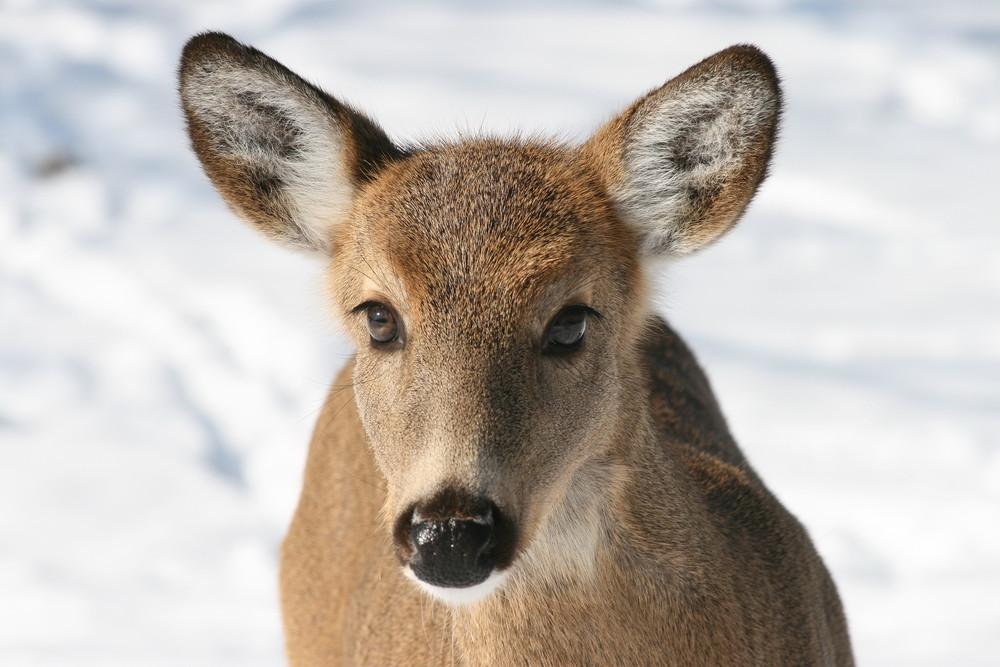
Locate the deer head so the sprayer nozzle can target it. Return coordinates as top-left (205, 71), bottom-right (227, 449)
top-left (180, 33), bottom-right (780, 604)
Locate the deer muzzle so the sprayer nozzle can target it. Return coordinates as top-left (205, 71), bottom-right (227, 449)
top-left (394, 490), bottom-right (518, 603)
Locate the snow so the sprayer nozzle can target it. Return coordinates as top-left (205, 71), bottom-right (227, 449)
top-left (2, 0), bottom-right (998, 664)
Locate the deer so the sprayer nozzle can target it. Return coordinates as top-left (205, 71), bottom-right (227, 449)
top-left (179, 32), bottom-right (854, 666)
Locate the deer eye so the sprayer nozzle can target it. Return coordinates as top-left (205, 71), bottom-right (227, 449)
top-left (543, 306), bottom-right (591, 354)
top-left (364, 303), bottom-right (399, 345)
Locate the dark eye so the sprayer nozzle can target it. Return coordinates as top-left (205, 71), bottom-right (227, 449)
top-left (365, 303), bottom-right (399, 345)
top-left (544, 306), bottom-right (590, 354)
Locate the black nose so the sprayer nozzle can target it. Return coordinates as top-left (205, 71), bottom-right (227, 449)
top-left (409, 512), bottom-right (495, 588)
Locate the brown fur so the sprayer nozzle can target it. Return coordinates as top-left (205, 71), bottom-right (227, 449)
top-left (180, 33), bottom-right (853, 665)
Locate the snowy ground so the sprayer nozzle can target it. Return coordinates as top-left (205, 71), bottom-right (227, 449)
top-left (2, 0), bottom-right (998, 664)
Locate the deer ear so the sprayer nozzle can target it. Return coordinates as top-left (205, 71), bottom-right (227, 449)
top-left (179, 32), bottom-right (403, 254)
top-left (582, 45), bottom-right (781, 257)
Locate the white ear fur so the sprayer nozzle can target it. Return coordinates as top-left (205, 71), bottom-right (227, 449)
top-left (180, 33), bottom-right (400, 254)
top-left (587, 45), bottom-right (781, 258)
top-left (183, 56), bottom-right (352, 252)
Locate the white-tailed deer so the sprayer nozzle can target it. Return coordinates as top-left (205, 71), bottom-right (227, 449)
top-left (180, 33), bottom-right (853, 665)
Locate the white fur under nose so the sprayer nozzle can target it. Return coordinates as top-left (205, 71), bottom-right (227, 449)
top-left (406, 567), bottom-right (509, 606)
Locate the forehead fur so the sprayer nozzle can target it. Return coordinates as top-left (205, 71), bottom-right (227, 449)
top-left (347, 139), bottom-right (637, 310)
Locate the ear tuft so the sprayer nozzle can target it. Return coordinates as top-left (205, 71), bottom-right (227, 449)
top-left (583, 45), bottom-right (781, 257)
top-left (179, 32), bottom-right (402, 254)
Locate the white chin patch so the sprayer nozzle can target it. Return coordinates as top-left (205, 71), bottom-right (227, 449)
top-left (405, 568), bottom-right (509, 607)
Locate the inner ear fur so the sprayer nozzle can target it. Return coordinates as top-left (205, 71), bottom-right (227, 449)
top-left (179, 32), bottom-right (404, 254)
top-left (582, 45), bottom-right (782, 257)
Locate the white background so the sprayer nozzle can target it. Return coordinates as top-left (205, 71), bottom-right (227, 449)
top-left (2, 0), bottom-right (998, 664)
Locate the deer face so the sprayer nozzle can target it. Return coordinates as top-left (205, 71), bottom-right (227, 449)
top-left (180, 33), bottom-right (779, 604)
top-left (331, 142), bottom-right (641, 601)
